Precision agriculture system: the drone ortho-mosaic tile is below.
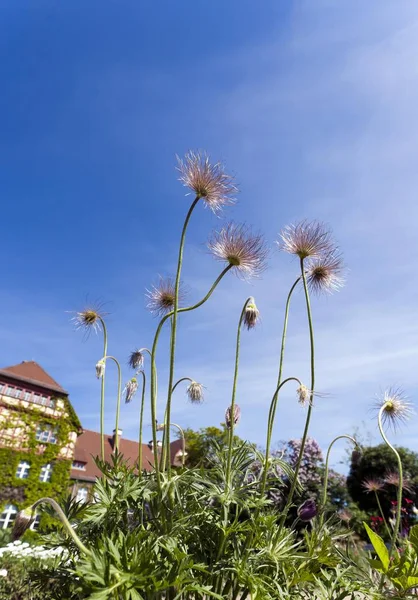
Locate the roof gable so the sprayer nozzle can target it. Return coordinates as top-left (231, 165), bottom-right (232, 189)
top-left (0, 361), bottom-right (67, 394)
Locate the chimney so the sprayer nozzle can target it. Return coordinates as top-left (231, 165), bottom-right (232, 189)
top-left (112, 428), bottom-right (123, 449)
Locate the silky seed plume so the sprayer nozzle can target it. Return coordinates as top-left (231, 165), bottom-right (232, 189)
top-left (208, 223), bottom-right (268, 280)
top-left (177, 150), bottom-right (237, 214)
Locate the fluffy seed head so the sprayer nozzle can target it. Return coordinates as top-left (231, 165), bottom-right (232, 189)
top-left (96, 359), bottom-right (105, 379)
top-left (337, 509), bottom-right (352, 523)
top-left (12, 508), bottom-right (33, 541)
top-left (71, 303), bottom-right (107, 336)
top-left (362, 478), bottom-right (384, 493)
top-left (128, 349), bottom-right (144, 371)
top-left (296, 384), bottom-right (311, 407)
top-left (375, 387), bottom-right (414, 430)
top-left (384, 472), bottom-right (413, 491)
top-left (186, 381), bottom-right (204, 404)
top-left (243, 297), bottom-right (260, 330)
top-left (278, 220), bottom-right (334, 260)
top-left (146, 277), bottom-right (186, 316)
top-left (297, 498), bottom-right (318, 522)
top-left (124, 377), bottom-right (139, 404)
top-left (177, 150), bottom-right (237, 214)
top-left (225, 404), bottom-right (241, 429)
top-left (156, 423), bottom-right (165, 432)
top-left (208, 222), bottom-right (268, 280)
top-left (306, 252), bottom-right (345, 294)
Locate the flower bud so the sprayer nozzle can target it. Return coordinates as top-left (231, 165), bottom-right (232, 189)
top-left (12, 508), bottom-right (33, 541)
top-left (297, 499), bottom-right (317, 522)
top-left (95, 358), bottom-right (105, 379)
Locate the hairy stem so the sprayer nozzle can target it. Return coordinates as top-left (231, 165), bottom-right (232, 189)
top-left (279, 259), bottom-right (315, 527)
top-left (378, 406), bottom-right (403, 556)
top-left (138, 371), bottom-right (146, 473)
top-left (32, 497), bottom-right (91, 556)
top-left (164, 196), bottom-right (200, 479)
top-left (98, 317), bottom-right (108, 461)
top-left (102, 355), bottom-right (122, 452)
top-left (267, 277), bottom-right (301, 444)
top-left (320, 435), bottom-right (357, 527)
top-left (225, 298), bottom-right (251, 488)
top-left (149, 265), bottom-right (232, 486)
top-left (260, 377), bottom-right (302, 499)
top-left (374, 490), bottom-right (392, 539)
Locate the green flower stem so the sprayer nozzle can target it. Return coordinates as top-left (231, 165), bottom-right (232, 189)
top-left (374, 490), bottom-right (392, 539)
top-left (378, 405), bottom-right (403, 556)
top-left (319, 435), bottom-right (357, 527)
top-left (267, 277), bottom-right (301, 442)
top-left (161, 422), bottom-right (187, 467)
top-left (171, 377), bottom-right (193, 394)
top-left (225, 298), bottom-right (252, 488)
top-left (160, 376), bottom-right (192, 470)
top-left (260, 377), bottom-right (302, 499)
top-left (149, 265), bottom-right (232, 487)
top-left (164, 196), bottom-right (200, 479)
top-left (279, 258), bottom-right (315, 528)
top-left (32, 497), bottom-right (91, 556)
top-left (138, 370), bottom-right (146, 473)
top-left (98, 317), bottom-right (108, 461)
top-left (102, 355), bottom-right (122, 452)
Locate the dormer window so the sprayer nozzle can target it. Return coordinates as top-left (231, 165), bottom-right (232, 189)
top-left (72, 461), bottom-right (86, 470)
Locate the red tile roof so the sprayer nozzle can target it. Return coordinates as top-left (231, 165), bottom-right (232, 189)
top-left (0, 361), bottom-right (67, 395)
top-left (71, 429), bottom-right (162, 482)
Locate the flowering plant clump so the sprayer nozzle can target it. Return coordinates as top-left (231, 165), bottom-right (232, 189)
top-left (10, 152), bottom-right (417, 599)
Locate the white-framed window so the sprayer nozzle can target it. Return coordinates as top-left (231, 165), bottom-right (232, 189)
top-left (0, 504), bottom-right (17, 529)
top-left (39, 463), bottom-right (53, 483)
top-left (6, 386), bottom-right (14, 396)
top-left (24, 391), bottom-right (31, 401)
top-left (16, 460), bottom-right (31, 479)
top-left (76, 487), bottom-right (89, 503)
top-left (35, 423), bottom-right (58, 444)
top-left (72, 461), bottom-right (86, 470)
top-left (0, 383), bottom-right (5, 394)
top-left (49, 398), bottom-right (56, 409)
top-left (14, 388), bottom-right (23, 399)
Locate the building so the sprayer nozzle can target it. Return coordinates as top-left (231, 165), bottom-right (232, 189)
top-left (0, 361), bottom-right (185, 530)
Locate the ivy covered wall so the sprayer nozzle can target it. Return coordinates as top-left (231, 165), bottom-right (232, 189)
top-left (0, 395), bottom-right (80, 526)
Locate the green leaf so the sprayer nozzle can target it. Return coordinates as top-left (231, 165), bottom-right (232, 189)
top-left (363, 522), bottom-right (390, 571)
top-left (409, 524), bottom-right (418, 552)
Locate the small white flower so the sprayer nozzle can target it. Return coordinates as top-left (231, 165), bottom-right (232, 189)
top-left (0, 569), bottom-right (7, 577)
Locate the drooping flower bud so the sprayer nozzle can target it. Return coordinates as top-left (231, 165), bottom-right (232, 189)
top-left (243, 297), bottom-right (259, 330)
top-left (296, 384), bottom-right (310, 407)
top-left (297, 498), bottom-right (317, 522)
top-left (128, 349), bottom-right (144, 371)
top-left (12, 508), bottom-right (33, 541)
top-left (186, 381), bottom-right (204, 404)
top-left (124, 377), bottom-right (138, 403)
top-left (225, 404), bottom-right (241, 429)
top-left (95, 358), bottom-right (105, 379)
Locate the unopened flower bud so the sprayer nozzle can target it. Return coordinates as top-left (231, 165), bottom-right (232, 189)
top-left (186, 381), bottom-right (204, 404)
top-left (95, 359), bottom-right (105, 379)
top-left (243, 297), bottom-right (260, 330)
top-left (124, 377), bottom-right (138, 403)
top-left (296, 384), bottom-right (310, 407)
top-left (297, 499), bottom-right (317, 522)
top-left (12, 508), bottom-right (33, 541)
top-left (225, 404), bottom-right (241, 429)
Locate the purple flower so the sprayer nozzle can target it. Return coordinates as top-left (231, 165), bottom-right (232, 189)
top-left (297, 499), bottom-right (317, 522)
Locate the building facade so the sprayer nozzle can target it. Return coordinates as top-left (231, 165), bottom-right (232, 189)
top-left (0, 361), bottom-right (185, 529)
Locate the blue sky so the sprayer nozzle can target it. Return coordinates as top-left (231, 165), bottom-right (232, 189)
top-left (1, 1), bottom-right (418, 471)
